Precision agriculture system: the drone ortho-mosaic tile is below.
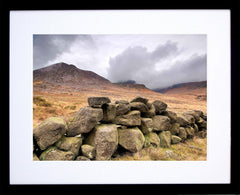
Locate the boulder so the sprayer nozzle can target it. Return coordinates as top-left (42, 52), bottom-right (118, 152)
top-left (33, 117), bottom-right (67, 150)
top-left (55, 136), bottom-right (82, 157)
top-left (158, 131), bottom-right (171, 148)
top-left (88, 97), bottom-right (111, 108)
top-left (81, 144), bottom-right (96, 159)
top-left (102, 103), bottom-right (116, 123)
top-left (115, 100), bottom-right (129, 104)
top-left (140, 118), bottom-right (153, 134)
top-left (162, 111), bottom-right (177, 123)
top-left (130, 96), bottom-right (149, 105)
top-left (169, 123), bottom-right (180, 135)
top-left (33, 153), bottom-right (39, 161)
top-left (118, 127), bottom-right (145, 153)
top-left (144, 132), bottom-right (160, 148)
top-left (178, 127), bottom-right (187, 141)
top-left (182, 114), bottom-right (195, 125)
top-left (185, 126), bottom-right (195, 138)
top-left (130, 102), bottom-right (149, 113)
top-left (202, 114), bottom-right (207, 121)
top-left (39, 146), bottom-right (75, 160)
top-left (115, 103), bottom-right (130, 116)
top-left (197, 117), bottom-right (207, 129)
top-left (197, 130), bottom-right (207, 138)
top-left (183, 110), bottom-right (201, 122)
top-left (193, 123), bottom-right (199, 134)
top-left (114, 110), bottom-right (141, 126)
top-left (75, 156), bottom-right (91, 161)
top-left (152, 115), bottom-right (171, 131)
top-left (171, 135), bottom-right (182, 144)
top-left (177, 115), bottom-right (190, 126)
top-left (152, 100), bottom-right (167, 114)
top-left (141, 104), bottom-right (156, 118)
top-left (67, 106), bottom-right (103, 136)
top-left (84, 124), bottom-right (118, 160)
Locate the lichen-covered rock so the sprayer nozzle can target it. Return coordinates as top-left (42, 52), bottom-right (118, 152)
top-left (183, 110), bottom-right (201, 122)
top-left (130, 96), bottom-right (149, 105)
top-left (171, 135), bottom-right (182, 144)
top-left (152, 100), bottom-right (167, 114)
top-left (88, 97), bottom-right (111, 108)
top-left (39, 146), bottom-right (75, 161)
top-left (178, 127), bottom-right (187, 141)
top-left (67, 106), bottom-right (103, 136)
top-left (152, 115), bottom-right (171, 131)
top-left (114, 110), bottom-right (141, 126)
top-left (115, 103), bottom-right (130, 116)
top-left (33, 153), bottom-right (39, 161)
top-left (144, 132), bottom-right (160, 148)
top-left (115, 100), bottom-right (129, 104)
top-left (177, 115), bottom-right (190, 126)
top-left (169, 123), bottom-right (180, 135)
top-left (141, 104), bottom-right (156, 118)
top-left (158, 131), bottom-right (171, 148)
top-left (33, 117), bottom-right (67, 150)
top-left (140, 118), bottom-right (153, 134)
top-left (193, 123), bottom-right (199, 134)
top-left (130, 102), bottom-right (149, 113)
top-left (118, 127), bottom-right (145, 153)
top-left (196, 117), bottom-right (207, 130)
top-left (81, 144), bottom-right (96, 159)
top-left (162, 111), bottom-right (177, 123)
top-left (185, 126), bottom-right (195, 138)
top-left (75, 156), bottom-right (91, 161)
top-left (102, 103), bottom-right (116, 123)
top-left (197, 130), bottom-right (207, 138)
top-left (55, 136), bottom-right (82, 157)
top-left (84, 124), bottom-right (118, 160)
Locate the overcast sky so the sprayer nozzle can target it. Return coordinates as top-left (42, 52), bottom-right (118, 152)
top-left (33, 34), bottom-right (206, 89)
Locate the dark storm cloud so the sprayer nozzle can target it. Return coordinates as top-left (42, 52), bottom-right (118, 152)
top-left (33, 35), bottom-right (95, 70)
top-left (107, 41), bottom-right (206, 89)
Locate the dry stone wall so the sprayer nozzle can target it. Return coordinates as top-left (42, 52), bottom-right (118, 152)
top-left (33, 96), bottom-right (207, 161)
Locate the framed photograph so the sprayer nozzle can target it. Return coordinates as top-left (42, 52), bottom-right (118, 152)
top-left (9, 9), bottom-right (231, 185)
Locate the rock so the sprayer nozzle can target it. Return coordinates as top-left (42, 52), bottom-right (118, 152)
top-left (114, 110), bottom-right (141, 126)
top-left (141, 104), bottom-right (156, 118)
top-left (33, 117), bottom-right (67, 150)
top-left (169, 123), bottom-right (180, 135)
top-left (171, 135), bottom-right (182, 144)
top-left (193, 123), bottom-right (199, 134)
top-left (84, 124), bottom-right (118, 160)
top-left (194, 110), bottom-right (203, 117)
top-left (178, 127), bottom-right (187, 141)
top-left (102, 103), bottom-right (116, 123)
top-left (118, 127), bottom-right (145, 153)
top-left (158, 131), bottom-right (171, 148)
top-left (67, 106), bottom-right (103, 136)
top-left (75, 156), bottom-right (91, 161)
top-left (88, 97), bottom-right (111, 108)
top-left (162, 111), bottom-right (177, 123)
top-left (81, 144), bottom-right (96, 159)
top-left (197, 130), bottom-right (207, 138)
top-left (183, 110), bottom-right (201, 122)
top-left (185, 126), bottom-right (195, 138)
top-left (39, 146), bottom-right (75, 160)
top-left (152, 100), bottom-right (167, 114)
top-left (152, 115), bottom-right (171, 131)
top-left (130, 102), bottom-right (149, 113)
top-left (202, 114), bottom-right (207, 121)
top-left (177, 115), bottom-right (190, 126)
top-left (182, 114), bottom-right (195, 125)
top-left (144, 132), bottom-right (160, 148)
top-left (55, 136), bottom-right (82, 157)
top-left (140, 118), bottom-right (153, 134)
top-left (115, 100), bottom-right (129, 104)
top-left (196, 117), bottom-right (207, 129)
top-left (130, 96), bottom-right (149, 104)
top-left (33, 153), bottom-right (39, 161)
top-left (115, 103), bottom-right (130, 116)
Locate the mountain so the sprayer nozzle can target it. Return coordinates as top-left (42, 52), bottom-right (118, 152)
top-left (153, 81), bottom-right (207, 95)
top-left (33, 62), bottom-right (151, 92)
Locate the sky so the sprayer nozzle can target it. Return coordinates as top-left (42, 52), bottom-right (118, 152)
top-left (33, 34), bottom-right (206, 89)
